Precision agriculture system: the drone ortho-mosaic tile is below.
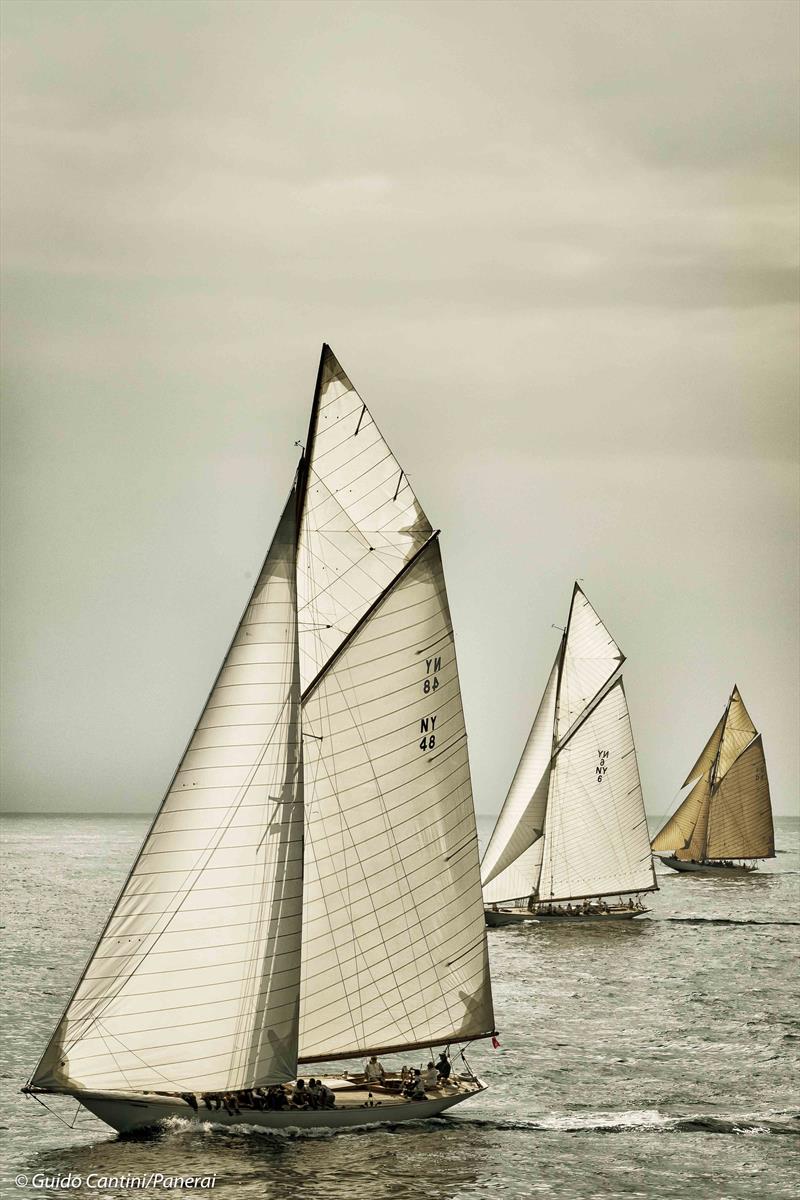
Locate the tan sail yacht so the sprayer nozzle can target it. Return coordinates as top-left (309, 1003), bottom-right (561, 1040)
top-left (651, 685), bottom-right (774, 875)
top-left (23, 346), bottom-right (496, 1134)
top-left (481, 585), bottom-right (657, 927)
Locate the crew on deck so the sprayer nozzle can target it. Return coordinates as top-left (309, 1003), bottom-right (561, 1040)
top-left (364, 1055), bottom-right (386, 1083)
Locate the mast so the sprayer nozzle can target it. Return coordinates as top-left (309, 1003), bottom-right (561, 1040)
top-left (708, 685), bottom-right (735, 793)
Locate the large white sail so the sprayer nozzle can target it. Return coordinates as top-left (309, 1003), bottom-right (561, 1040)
top-left (482, 839), bottom-right (545, 907)
top-left (480, 656), bottom-right (558, 889)
top-left (555, 585), bottom-right (624, 743)
top-left (298, 537), bottom-right (494, 1061)
top-left (538, 681), bottom-right (656, 900)
top-left (297, 345), bottom-right (432, 692)
top-left (31, 495), bottom-right (305, 1094)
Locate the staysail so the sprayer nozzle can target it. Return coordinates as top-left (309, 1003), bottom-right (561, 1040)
top-left (650, 685), bottom-right (773, 860)
top-left (31, 493), bottom-right (305, 1094)
top-left (480, 656), bottom-right (558, 891)
top-left (481, 584), bottom-right (656, 904)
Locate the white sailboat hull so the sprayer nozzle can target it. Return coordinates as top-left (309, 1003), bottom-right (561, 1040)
top-left (59, 1079), bottom-right (486, 1135)
top-left (658, 856), bottom-right (759, 876)
top-left (485, 905), bottom-right (646, 926)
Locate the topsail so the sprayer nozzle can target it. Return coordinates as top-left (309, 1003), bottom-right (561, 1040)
top-left (29, 346), bottom-right (494, 1099)
top-left (482, 584), bottom-right (656, 907)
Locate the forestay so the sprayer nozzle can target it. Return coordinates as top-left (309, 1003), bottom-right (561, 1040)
top-left (299, 537), bottom-right (494, 1061)
top-left (31, 495), bottom-right (305, 1094)
top-left (297, 346), bottom-right (432, 692)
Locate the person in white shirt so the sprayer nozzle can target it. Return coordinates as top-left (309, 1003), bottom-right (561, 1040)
top-left (422, 1062), bottom-right (439, 1089)
top-left (364, 1055), bottom-right (385, 1083)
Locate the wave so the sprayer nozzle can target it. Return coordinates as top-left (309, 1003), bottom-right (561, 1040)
top-left (151, 1109), bottom-right (800, 1143)
top-left (660, 917), bottom-right (800, 927)
top-left (454, 1110), bottom-right (799, 1137)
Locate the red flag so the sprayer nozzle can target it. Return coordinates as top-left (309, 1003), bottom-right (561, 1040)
top-left (491, 1036), bottom-right (501, 1049)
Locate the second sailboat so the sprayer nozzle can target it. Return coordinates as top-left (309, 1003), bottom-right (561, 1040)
top-left (481, 585), bottom-right (657, 926)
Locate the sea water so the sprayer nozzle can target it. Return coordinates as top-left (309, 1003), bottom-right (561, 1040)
top-left (1, 812), bottom-right (798, 1200)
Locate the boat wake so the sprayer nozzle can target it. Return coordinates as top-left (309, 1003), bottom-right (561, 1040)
top-left (154, 1110), bottom-right (799, 1141)
top-left (660, 917), bottom-right (800, 927)
top-left (455, 1110), bottom-right (799, 1137)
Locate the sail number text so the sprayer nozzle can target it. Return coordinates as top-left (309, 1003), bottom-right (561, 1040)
top-left (420, 656), bottom-right (442, 750)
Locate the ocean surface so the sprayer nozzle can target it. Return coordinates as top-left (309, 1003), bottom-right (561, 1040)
top-left (1, 812), bottom-right (798, 1200)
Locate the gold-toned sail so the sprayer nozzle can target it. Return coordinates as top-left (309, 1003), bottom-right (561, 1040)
top-left (651, 686), bottom-right (774, 861)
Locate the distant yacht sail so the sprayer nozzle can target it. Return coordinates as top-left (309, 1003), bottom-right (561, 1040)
top-left (481, 584), bottom-right (657, 926)
top-left (651, 685), bottom-right (774, 875)
top-left (24, 345), bottom-right (495, 1134)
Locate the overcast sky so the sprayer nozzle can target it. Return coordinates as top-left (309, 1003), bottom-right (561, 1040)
top-left (2, 0), bottom-right (798, 820)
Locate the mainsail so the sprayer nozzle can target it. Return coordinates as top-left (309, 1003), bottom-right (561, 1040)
top-left (651, 686), bottom-right (774, 860)
top-left (299, 537), bottom-right (493, 1061)
top-left (482, 584), bottom-right (656, 905)
top-left (30, 345), bottom-right (494, 1097)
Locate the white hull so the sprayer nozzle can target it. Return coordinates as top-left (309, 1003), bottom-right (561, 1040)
top-left (52, 1078), bottom-right (486, 1135)
top-left (486, 905), bottom-right (646, 926)
top-left (658, 856), bottom-right (759, 876)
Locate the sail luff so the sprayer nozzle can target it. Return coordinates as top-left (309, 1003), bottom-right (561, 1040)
top-left (31, 490), bottom-right (306, 1095)
top-left (295, 343), bottom-right (328, 530)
